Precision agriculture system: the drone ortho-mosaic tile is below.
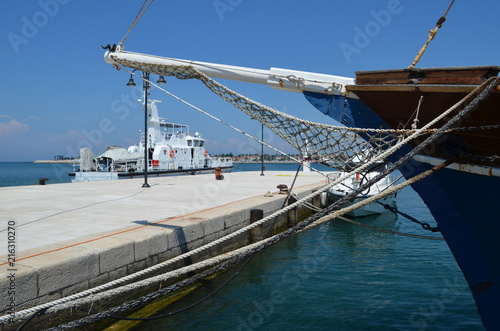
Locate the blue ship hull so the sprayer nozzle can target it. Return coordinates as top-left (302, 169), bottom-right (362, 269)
top-left (304, 91), bottom-right (500, 330)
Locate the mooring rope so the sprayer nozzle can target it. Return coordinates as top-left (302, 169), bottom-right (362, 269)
top-left (301, 161), bottom-right (451, 231)
top-left (302, 77), bottom-right (500, 230)
top-left (4, 76), bottom-right (498, 331)
top-left (44, 236), bottom-right (278, 315)
top-left (0, 147), bottom-right (397, 325)
top-left (46, 161), bottom-right (450, 330)
top-left (45, 255), bottom-right (249, 330)
top-left (2, 71), bottom-right (497, 327)
top-left (45, 164), bottom-right (303, 317)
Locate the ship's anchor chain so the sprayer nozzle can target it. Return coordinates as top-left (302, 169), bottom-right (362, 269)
top-left (337, 216), bottom-right (444, 240)
top-left (381, 203), bottom-right (439, 232)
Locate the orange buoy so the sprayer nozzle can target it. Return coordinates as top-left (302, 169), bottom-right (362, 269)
top-left (204, 150), bottom-right (208, 157)
top-left (169, 150), bottom-right (175, 158)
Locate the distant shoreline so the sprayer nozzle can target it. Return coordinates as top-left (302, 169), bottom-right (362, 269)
top-left (31, 160), bottom-right (300, 164)
top-left (232, 161), bottom-right (296, 164)
top-left (33, 160), bottom-right (79, 164)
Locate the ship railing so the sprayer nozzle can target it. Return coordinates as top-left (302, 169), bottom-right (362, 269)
top-left (326, 172), bottom-right (342, 184)
top-left (210, 157), bottom-right (234, 167)
top-left (92, 160), bottom-right (139, 173)
top-left (137, 158), bottom-right (156, 172)
top-left (72, 162), bottom-right (82, 172)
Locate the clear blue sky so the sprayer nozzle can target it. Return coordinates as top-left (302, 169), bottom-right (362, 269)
top-left (1, 0), bottom-right (498, 161)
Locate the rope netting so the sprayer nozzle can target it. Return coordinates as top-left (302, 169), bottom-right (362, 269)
top-left (110, 57), bottom-right (419, 171)
top-left (3, 61), bottom-right (498, 330)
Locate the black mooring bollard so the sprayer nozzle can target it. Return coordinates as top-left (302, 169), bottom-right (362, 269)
top-left (250, 208), bottom-right (264, 243)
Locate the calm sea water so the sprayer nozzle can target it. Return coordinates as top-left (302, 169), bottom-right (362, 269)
top-left (130, 187), bottom-right (484, 331)
top-left (0, 162), bottom-right (74, 187)
top-left (0, 162), bottom-right (485, 330)
top-left (0, 162), bottom-right (328, 187)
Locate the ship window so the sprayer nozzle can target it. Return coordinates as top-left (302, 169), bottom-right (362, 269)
top-left (200, 141), bottom-right (205, 147)
top-left (188, 140), bottom-right (192, 146)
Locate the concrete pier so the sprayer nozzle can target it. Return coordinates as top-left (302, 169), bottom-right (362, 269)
top-left (0, 171), bottom-right (328, 329)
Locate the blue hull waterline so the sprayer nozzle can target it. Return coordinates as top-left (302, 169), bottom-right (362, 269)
top-left (305, 90), bottom-right (500, 330)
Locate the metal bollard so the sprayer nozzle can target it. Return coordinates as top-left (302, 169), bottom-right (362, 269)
top-left (250, 208), bottom-right (264, 243)
top-left (215, 167), bottom-right (224, 180)
top-left (312, 189), bottom-right (321, 209)
top-left (287, 195), bottom-right (298, 226)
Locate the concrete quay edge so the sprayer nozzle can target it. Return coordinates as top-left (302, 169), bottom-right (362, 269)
top-left (0, 171), bottom-right (328, 328)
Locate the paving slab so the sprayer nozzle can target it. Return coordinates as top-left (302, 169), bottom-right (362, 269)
top-left (0, 171), bottom-right (328, 254)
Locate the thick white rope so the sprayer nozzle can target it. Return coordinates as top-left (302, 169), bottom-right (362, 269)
top-left (301, 162), bottom-right (449, 231)
top-left (45, 236), bottom-right (277, 314)
top-left (47, 160), bottom-right (448, 315)
top-left (45, 159), bottom-right (449, 316)
top-left (0, 70), bottom-right (491, 325)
